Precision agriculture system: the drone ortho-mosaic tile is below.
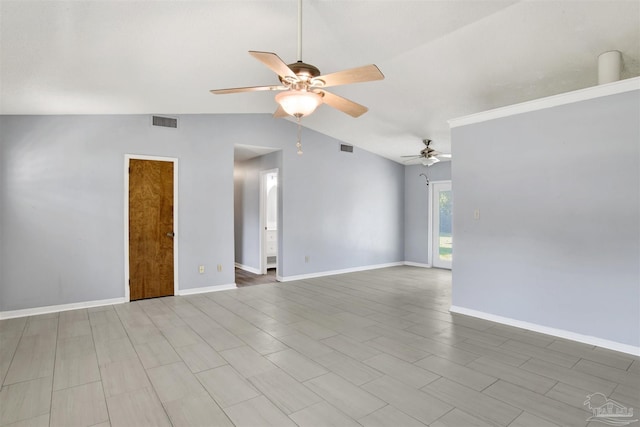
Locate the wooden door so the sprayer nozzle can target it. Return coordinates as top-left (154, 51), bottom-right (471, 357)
top-left (129, 159), bottom-right (174, 300)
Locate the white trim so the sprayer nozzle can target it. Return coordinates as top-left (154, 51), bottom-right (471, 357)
top-left (177, 284), bottom-right (237, 296)
top-left (234, 262), bottom-right (261, 275)
top-left (0, 298), bottom-right (126, 320)
top-left (404, 261), bottom-right (432, 268)
top-left (448, 77), bottom-right (640, 128)
top-left (124, 154), bottom-right (179, 302)
top-left (277, 262), bottom-right (404, 282)
top-left (450, 305), bottom-right (640, 357)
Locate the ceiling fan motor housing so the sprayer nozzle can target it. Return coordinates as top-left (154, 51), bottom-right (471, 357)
top-left (281, 61), bottom-right (322, 85)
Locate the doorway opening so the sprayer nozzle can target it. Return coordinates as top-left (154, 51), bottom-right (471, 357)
top-left (233, 146), bottom-right (281, 287)
top-left (124, 155), bottom-right (179, 301)
top-left (430, 180), bottom-right (452, 269)
top-left (260, 169), bottom-right (278, 276)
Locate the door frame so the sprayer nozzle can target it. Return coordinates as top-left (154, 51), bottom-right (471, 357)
top-left (259, 168), bottom-right (278, 275)
top-left (124, 154), bottom-right (179, 302)
top-left (428, 180), bottom-right (452, 269)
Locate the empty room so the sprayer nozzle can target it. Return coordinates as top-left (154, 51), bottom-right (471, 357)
top-left (1, 1), bottom-right (639, 426)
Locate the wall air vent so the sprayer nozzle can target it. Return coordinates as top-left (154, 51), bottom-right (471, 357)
top-left (340, 144), bottom-right (354, 153)
top-left (151, 115), bottom-right (178, 129)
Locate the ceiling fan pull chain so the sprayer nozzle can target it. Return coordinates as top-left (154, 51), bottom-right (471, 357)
top-left (296, 117), bottom-right (303, 155)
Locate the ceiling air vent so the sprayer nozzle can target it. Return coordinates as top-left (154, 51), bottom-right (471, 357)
top-left (340, 144), bottom-right (354, 153)
top-left (152, 115), bottom-right (178, 129)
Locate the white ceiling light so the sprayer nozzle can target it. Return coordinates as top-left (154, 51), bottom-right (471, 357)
top-left (275, 90), bottom-right (322, 117)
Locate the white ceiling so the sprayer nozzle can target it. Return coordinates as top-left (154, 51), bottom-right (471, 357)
top-left (1, 0), bottom-right (638, 163)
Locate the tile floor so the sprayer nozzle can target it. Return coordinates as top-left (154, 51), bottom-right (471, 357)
top-left (0, 266), bottom-right (638, 426)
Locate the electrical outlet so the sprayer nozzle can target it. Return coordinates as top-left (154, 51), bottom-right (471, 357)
top-left (305, 256), bottom-right (310, 263)
top-left (217, 264), bottom-right (222, 272)
top-left (198, 265), bottom-right (205, 274)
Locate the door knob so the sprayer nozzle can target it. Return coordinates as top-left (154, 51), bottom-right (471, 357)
top-left (166, 232), bottom-right (175, 238)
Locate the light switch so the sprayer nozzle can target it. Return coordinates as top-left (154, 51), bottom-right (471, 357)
top-left (198, 265), bottom-right (205, 274)
top-left (474, 209), bottom-right (480, 220)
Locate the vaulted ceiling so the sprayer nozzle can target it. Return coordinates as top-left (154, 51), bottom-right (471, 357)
top-left (1, 1), bottom-right (638, 163)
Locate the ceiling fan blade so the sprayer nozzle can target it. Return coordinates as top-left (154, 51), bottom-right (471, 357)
top-left (316, 64), bottom-right (384, 88)
top-left (210, 85), bottom-right (286, 95)
top-left (438, 153), bottom-right (452, 158)
top-left (401, 155), bottom-right (421, 158)
top-left (273, 105), bottom-right (289, 118)
top-left (249, 51), bottom-right (298, 80)
top-left (403, 157), bottom-right (422, 163)
top-left (318, 90), bottom-right (368, 118)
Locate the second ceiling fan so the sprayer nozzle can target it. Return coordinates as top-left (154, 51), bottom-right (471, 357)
top-left (210, 0), bottom-right (384, 119)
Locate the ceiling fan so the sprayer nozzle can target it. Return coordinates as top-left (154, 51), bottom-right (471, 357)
top-left (401, 139), bottom-right (452, 166)
top-left (209, 0), bottom-right (384, 120)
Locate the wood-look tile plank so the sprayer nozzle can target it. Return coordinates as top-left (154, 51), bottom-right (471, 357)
top-left (219, 346), bottom-right (277, 378)
top-left (361, 375), bottom-right (452, 425)
top-left (304, 372), bottom-right (386, 419)
top-left (322, 335), bottom-right (381, 361)
top-left (312, 351), bottom-right (384, 386)
top-left (0, 376), bottom-right (52, 426)
top-left (196, 365), bottom-right (260, 408)
top-left (573, 359), bottom-right (640, 390)
top-left (546, 340), bottom-right (633, 370)
top-left (163, 393), bottom-right (234, 427)
top-left (134, 339), bottom-right (182, 369)
top-left (223, 395), bottom-right (297, 427)
top-left (100, 358), bottom-right (151, 398)
top-left (238, 330), bottom-right (288, 355)
top-left (174, 342), bottom-right (227, 373)
top-left (278, 333), bottom-right (334, 359)
top-left (145, 361), bottom-right (207, 404)
top-left (4, 334), bottom-right (56, 385)
top-left (363, 353), bottom-right (440, 388)
top-left (50, 381), bottom-right (108, 427)
top-left (466, 356), bottom-right (557, 394)
top-left (521, 357), bottom-right (617, 395)
top-left (1, 413), bottom-right (50, 427)
top-left (429, 408), bottom-right (494, 427)
top-left (415, 355), bottom-right (497, 391)
top-left (421, 377), bottom-right (521, 426)
top-left (290, 401), bottom-right (361, 427)
top-left (364, 336), bottom-right (429, 363)
top-left (265, 349), bottom-right (328, 382)
top-left (509, 411), bottom-right (561, 427)
top-left (358, 405), bottom-right (426, 427)
top-left (289, 320), bottom-right (339, 340)
top-left (483, 380), bottom-right (589, 427)
top-left (106, 387), bottom-right (171, 427)
top-left (500, 339), bottom-right (580, 368)
top-left (248, 368), bottom-right (322, 414)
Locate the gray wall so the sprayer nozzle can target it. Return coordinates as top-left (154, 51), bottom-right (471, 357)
top-left (404, 162), bottom-right (451, 264)
top-left (234, 135), bottom-right (406, 277)
top-left (451, 90), bottom-right (640, 347)
top-left (234, 151), bottom-right (281, 270)
top-left (0, 114), bottom-right (405, 311)
top-left (283, 136), bottom-right (405, 276)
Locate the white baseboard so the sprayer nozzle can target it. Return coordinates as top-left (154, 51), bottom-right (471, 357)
top-left (404, 261), bottom-right (432, 268)
top-left (0, 297), bottom-right (127, 320)
top-left (278, 262), bottom-right (404, 282)
top-left (450, 305), bottom-right (640, 357)
top-left (234, 262), bottom-right (261, 275)
top-left (177, 283), bottom-right (237, 296)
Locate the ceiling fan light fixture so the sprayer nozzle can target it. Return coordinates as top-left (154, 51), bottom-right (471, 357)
top-left (275, 90), bottom-right (322, 117)
top-left (422, 157), bottom-right (440, 166)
